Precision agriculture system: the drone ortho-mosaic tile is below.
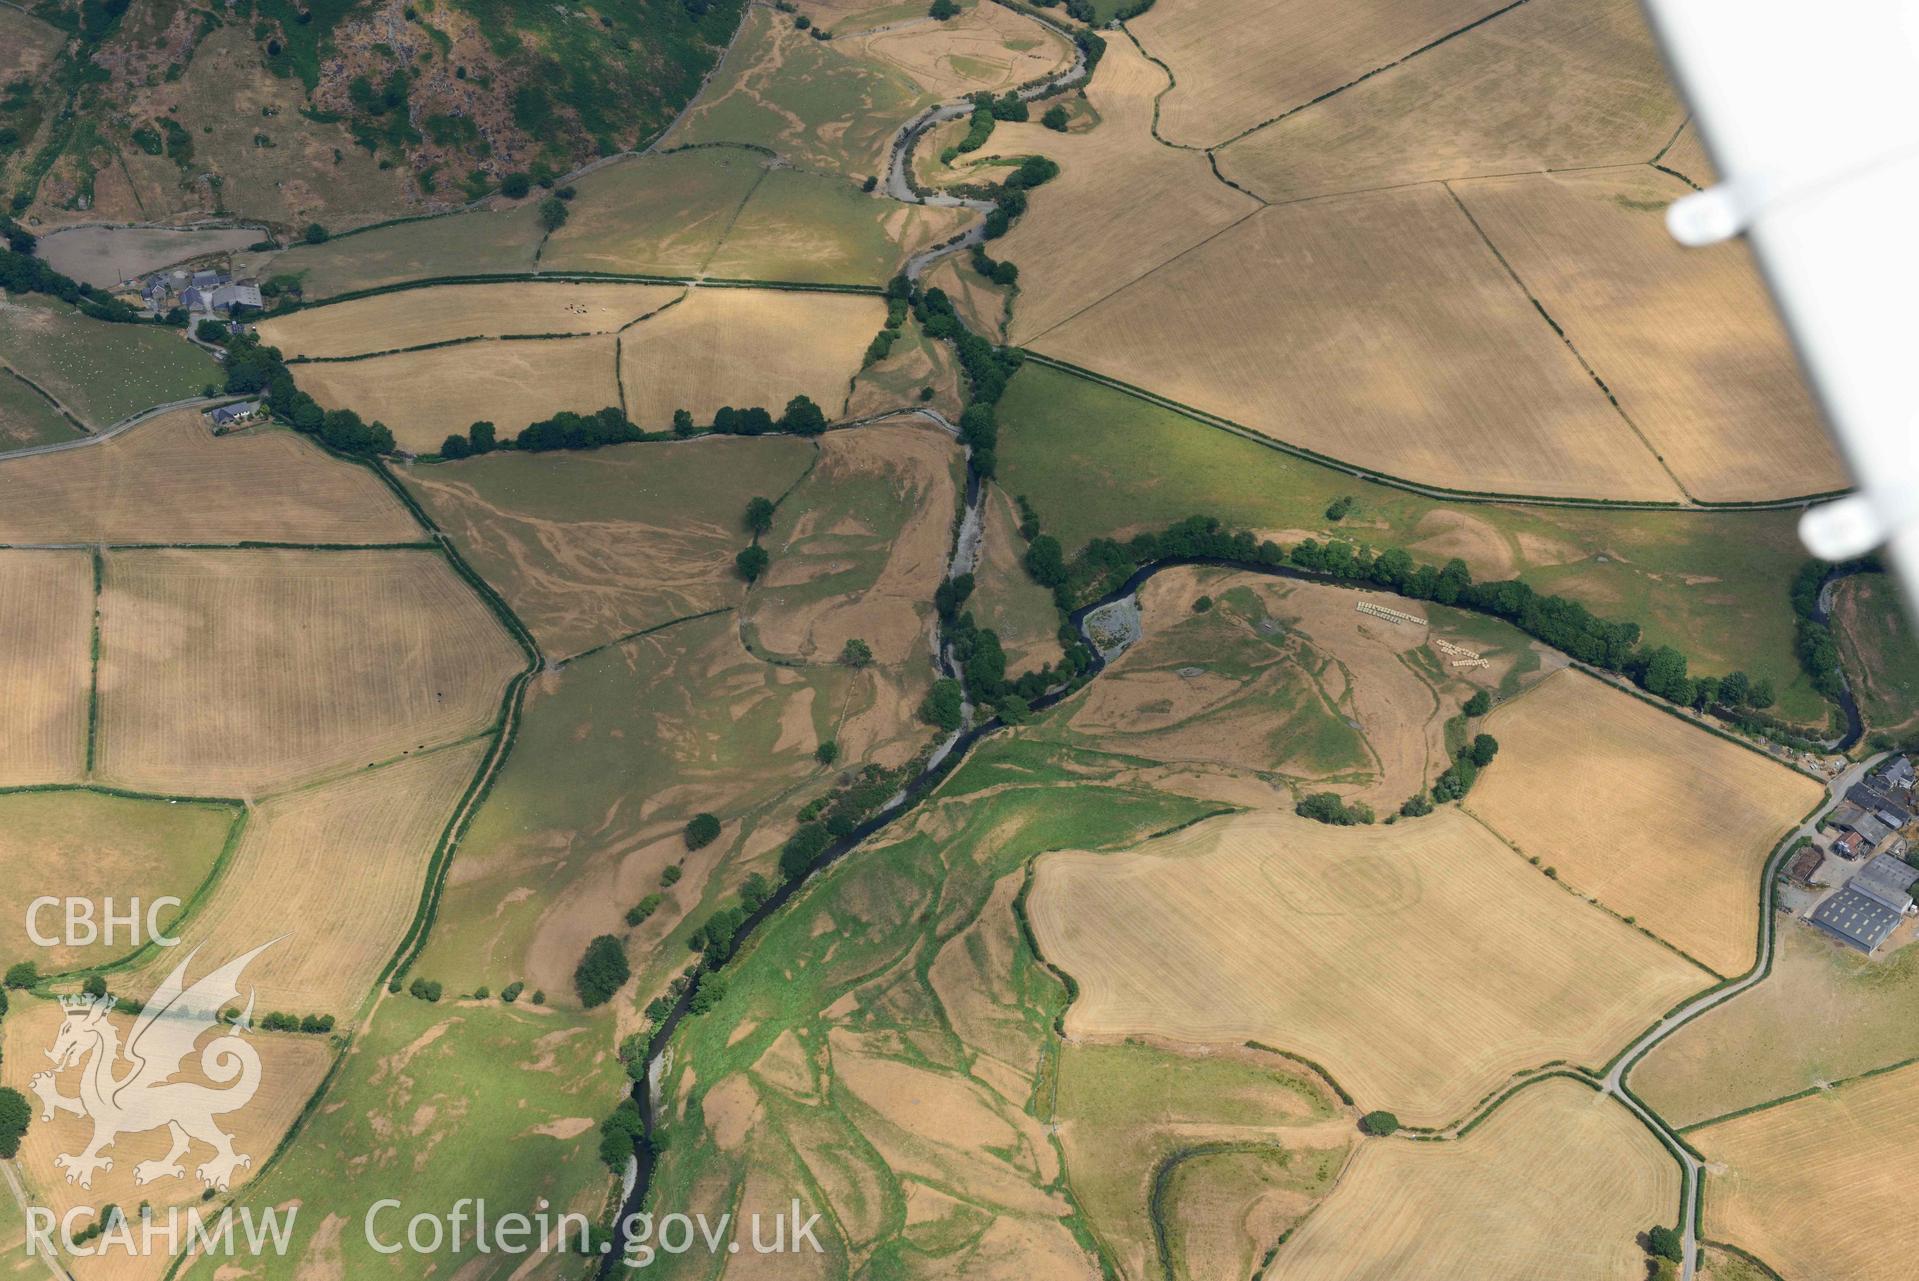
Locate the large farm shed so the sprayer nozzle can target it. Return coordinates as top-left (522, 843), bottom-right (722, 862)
top-left (1808, 855), bottom-right (1918, 954)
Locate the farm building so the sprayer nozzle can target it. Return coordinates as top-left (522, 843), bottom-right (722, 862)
top-left (1809, 855), bottom-right (1919, 954)
top-left (1783, 843), bottom-right (1827, 885)
top-left (1833, 831), bottom-right (1868, 861)
top-left (207, 401), bottom-right (261, 429)
top-left (1846, 782), bottom-right (1912, 828)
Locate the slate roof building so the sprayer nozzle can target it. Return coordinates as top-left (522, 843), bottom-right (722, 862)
top-left (1810, 854), bottom-right (1918, 953)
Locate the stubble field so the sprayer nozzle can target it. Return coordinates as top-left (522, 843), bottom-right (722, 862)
top-left (255, 281), bottom-right (686, 359)
top-left (1466, 669), bottom-right (1821, 977)
top-left (1693, 1061), bottom-right (1919, 1281)
top-left (1130, 0), bottom-right (1507, 147)
top-left (1030, 185), bottom-right (1683, 501)
top-left (0, 410), bottom-right (421, 546)
top-left (1026, 808), bottom-right (1706, 1125)
top-left (93, 548), bottom-right (522, 797)
top-left (0, 550), bottom-right (94, 786)
top-left (120, 741), bottom-right (490, 1016)
top-left (1453, 168), bottom-right (1843, 501)
top-left (1264, 1077), bottom-right (1678, 1281)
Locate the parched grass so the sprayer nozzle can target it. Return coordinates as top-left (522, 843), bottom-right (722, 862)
top-left (416, 610), bottom-right (853, 1003)
top-left (642, 750), bottom-right (1218, 1276)
top-left (402, 434), bottom-right (816, 660)
top-left (0, 788), bottom-right (237, 972)
top-left (1056, 1040), bottom-right (1346, 1280)
top-left (539, 148), bottom-right (767, 277)
top-left (0, 296), bottom-right (217, 428)
top-left (704, 165), bottom-right (973, 286)
top-left (256, 281), bottom-right (685, 358)
top-left (0, 370), bottom-right (79, 452)
top-left (260, 203), bottom-right (547, 300)
top-left (1633, 924), bottom-right (1919, 1129)
top-left (995, 360), bottom-right (1830, 723)
top-left (200, 998), bottom-right (625, 1280)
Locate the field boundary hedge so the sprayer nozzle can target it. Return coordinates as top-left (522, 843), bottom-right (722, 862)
top-left (288, 271), bottom-right (884, 313)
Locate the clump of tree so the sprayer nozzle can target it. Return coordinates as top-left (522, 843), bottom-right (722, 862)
top-left (408, 977), bottom-right (443, 1002)
top-left (736, 544), bottom-right (769, 583)
top-left (920, 677), bottom-right (964, 731)
top-left (256, 1011), bottom-right (336, 1034)
top-left (743, 496), bottom-right (776, 537)
top-left (1325, 495), bottom-right (1356, 521)
top-left (970, 243), bottom-right (1019, 287)
top-left (1358, 1110), bottom-right (1399, 1136)
top-left (516, 406), bottom-right (640, 452)
top-left (841, 637), bottom-right (873, 667)
top-left (684, 813), bottom-right (721, 849)
top-left (501, 980), bottom-right (525, 1002)
top-left (1042, 104), bottom-right (1069, 131)
top-left (574, 934), bottom-right (630, 1008)
top-left (1295, 792), bottom-right (1374, 826)
top-left (1192, 595), bottom-right (1213, 612)
top-left (625, 893), bottom-right (664, 927)
top-left (781, 394), bottom-right (828, 436)
top-left (598, 1099), bottom-right (644, 1170)
top-left (6, 961), bottom-right (42, 989)
top-left (1463, 690), bottom-right (1491, 716)
top-left (0, 1087), bottom-right (30, 1158)
top-left (929, 0), bottom-right (958, 17)
top-left (1646, 1225), bottom-right (1683, 1264)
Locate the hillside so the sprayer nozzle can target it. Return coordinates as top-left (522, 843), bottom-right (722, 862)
top-left (0, 0), bottom-right (746, 232)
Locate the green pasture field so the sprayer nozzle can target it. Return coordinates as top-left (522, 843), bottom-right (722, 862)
top-left (638, 743), bottom-right (1215, 1276)
top-left (0, 370), bottom-right (79, 452)
top-left (1632, 922), bottom-right (1919, 1129)
top-left (0, 297), bottom-right (217, 429)
top-left (1832, 573), bottom-right (1919, 743)
top-left (260, 204), bottom-right (546, 301)
top-left (996, 361), bottom-right (1827, 723)
top-left (0, 788), bottom-right (239, 973)
top-left (415, 611), bottom-right (849, 1001)
top-left (540, 148), bottom-right (767, 278)
top-left (1057, 1039), bottom-right (1344, 1277)
top-left (705, 165), bottom-right (925, 285)
top-left (199, 997), bottom-right (624, 1280)
top-left (402, 434), bottom-right (816, 661)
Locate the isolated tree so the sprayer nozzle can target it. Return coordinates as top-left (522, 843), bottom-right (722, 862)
top-left (0, 1088), bottom-right (31, 1158)
top-left (929, 0), bottom-right (958, 17)
top-left (4, 961), bottom-right (38, 989)
top-left (302, 222), bottom-right (329, 244)
top-left (440, 433), bottom-right (471, 459)
top-left (574, 935), bottom-right (630, 1008)
top-left (1042, 104), bottom-right (1069, 131)
top-left (672, 408), bottom-right (695, 437)
top-left (468, 420), bottom-right (497, 453)
top-left (743, 496), bottom-right (776, 536)
top-left (815, 740), bottom-right (840, 765)
top-left (82, 975), bottom-right (107, 998)
top-left (1463, 690), bottom-right (1491, 717)
top-left (1192, 596), bottom-right (1213, 613)
top-left (500, 172), bottom-right (531, 198)
top-left (735, 544), bottom-right (769, 583)
top-left (684, 813), bottom-right (722, 850)
top-left (660, 864), bottom-right (684, 886)
top-left (1646, 1226), bottom-right (1683, 1263)
top-left (1358, 1110), bottom-right (1399, 1137)
top-left (538, 196), bottom-right (569, 231)
top-left (840, 638), bottom-right (873, 668)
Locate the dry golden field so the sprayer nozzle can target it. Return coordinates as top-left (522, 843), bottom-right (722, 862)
top-left (0, 993), bottom-right (337, 1229)
top-left (705, 166), bottom-right (975, 287)
top-left (1661, 118), bottom-right (1717, 188)
top-left (846, 2), bottom-right (1072, 99)
top-left (617, 286), bottom-right (883, 426)
top-left (403, 434), bottom-right (815, 660)
top-left (0, 411), bottom-right (421, 546)
top-left (1265, 1078), bottom-right (1678, 1281)
top-left (979, 37), bottom-right (1260, 344)
top-left (1131, 0), bottom-right (1506, 147)
top-left (1455, 169), bottom-right (1845, 501)
top-left (538, 148), bottom-right (767, 277)
top-left (0, 550), bottom-right (93, 786)
top-left (845, 319), bottom-right (965, 422)
top-left (1694, 1062), bottom-right (1919, 1281)
top-left (1026, 808), bottom-right (1704, 1125)
top-left (1032, 186), bottom-right (1683, 500)
top-left (1467, 669), bottom-right (1821, 976)
top-left (0, 790), bottom-right (233, 971)
top-left (1215, 0), bottom-right (1683, 201)
top-left (255, 282), bottom-right (685, 358)
top-left (923, 254), bottom-right (1009, 340)
top-left (124, 740), bottom-right (489, 1015)
top-left (746, 420), bottom-right (957, 670)
top-left (94, 549), bottom-right (522, 796)
top-left (291, 334), bottom-right (621, 455)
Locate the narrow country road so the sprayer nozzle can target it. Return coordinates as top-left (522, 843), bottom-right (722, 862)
top-left (1605, 751), bottom-right (1887, 1280)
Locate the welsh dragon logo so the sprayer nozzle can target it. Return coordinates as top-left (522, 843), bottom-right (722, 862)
top-left (28, 942), bottom-right (274, 1192)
